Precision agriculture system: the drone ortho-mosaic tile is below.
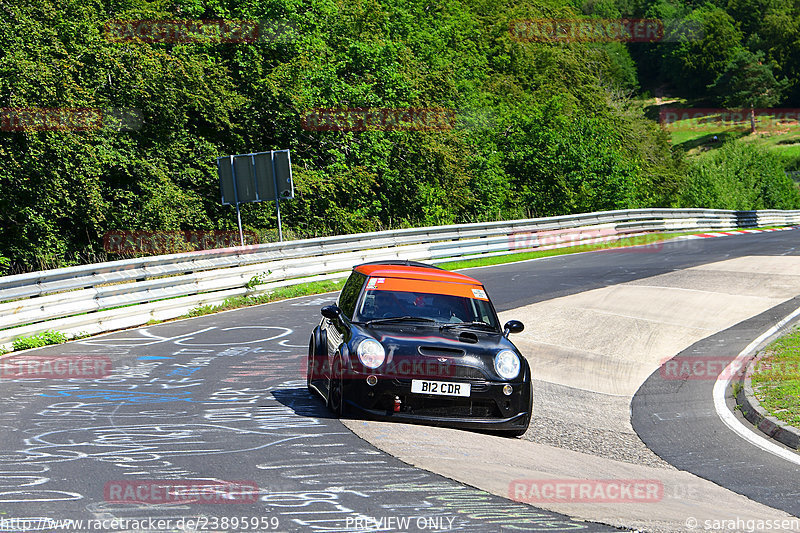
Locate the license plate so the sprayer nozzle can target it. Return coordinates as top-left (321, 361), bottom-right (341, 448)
top-left (411, 379), bottom-right (470, 397)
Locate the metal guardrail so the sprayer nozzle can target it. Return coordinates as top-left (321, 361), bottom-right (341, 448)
top-left (1, 208), bottom-right (799, 349)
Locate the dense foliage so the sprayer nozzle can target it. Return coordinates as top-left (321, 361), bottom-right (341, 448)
top-left (681, 142), bottom-right (800, 210)
top-left (1, 0), bottom-right (798, 273)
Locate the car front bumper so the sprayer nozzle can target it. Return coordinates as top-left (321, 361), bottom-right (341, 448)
top-left (342, 374), bottom-right (532, 431)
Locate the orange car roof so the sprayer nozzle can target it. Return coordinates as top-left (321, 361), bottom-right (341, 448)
top-left (354, 263), bottom-right (483, 285)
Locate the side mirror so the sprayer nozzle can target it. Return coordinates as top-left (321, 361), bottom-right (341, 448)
top-left (321, 305), bottom-right (341, 320)
top-left (503, 320), bottom-right (524, 337)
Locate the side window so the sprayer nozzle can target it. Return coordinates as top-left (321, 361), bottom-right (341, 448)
top-left (338, 272), bottom-right (366, 319)
top-left (470, 299), bottom-right (499, 328)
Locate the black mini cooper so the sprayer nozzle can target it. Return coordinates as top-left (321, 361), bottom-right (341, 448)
top-left (307, 260), bottom-right (532, 436)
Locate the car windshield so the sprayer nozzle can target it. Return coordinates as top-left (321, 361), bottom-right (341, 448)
top-left (355, 288), bottom-right (500, 330)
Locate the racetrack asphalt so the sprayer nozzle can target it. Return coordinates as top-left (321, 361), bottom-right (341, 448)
top-left (0, 229), bottom-right (798, 531)
top-left (348, 230), bottom-right (800, 530)
top-left (631, 295), bottom-right (800, 516)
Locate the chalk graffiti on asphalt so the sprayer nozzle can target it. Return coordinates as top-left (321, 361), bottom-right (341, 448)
top-left (1, 316), bottom-right (591, 531)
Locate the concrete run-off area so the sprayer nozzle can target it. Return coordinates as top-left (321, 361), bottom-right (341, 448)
top-left (344, 255), bottom-right (800, 532)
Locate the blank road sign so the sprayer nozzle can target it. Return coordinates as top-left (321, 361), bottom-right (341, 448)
top-left (218, 156), bottom-right (236, 205)
top-left (274, 150), bottom-right (294, 198)
top-left (217, 150), bottom-right (294, 205)
top-left (233, 155), bottom-right (258, 202)
top-left (252, 151), bottom-right (294, 201)
top-left (253, 153), bottom-right (274, 201)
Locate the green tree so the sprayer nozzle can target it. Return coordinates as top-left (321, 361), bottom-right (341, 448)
top-left (725, 0), bottom-right (780, 37)
top-left (0, 0), bottom-right (702, 272)
top-left (753, 5), bottom-right (800, 105)
top-left (708, 48), bottom-right (789, 132)
top-left (501, 96), bottom-right (644, 217)
top-left (681, 142), bottom-right (800, 210)
top-left (664, 6), bottom-right (743, 96)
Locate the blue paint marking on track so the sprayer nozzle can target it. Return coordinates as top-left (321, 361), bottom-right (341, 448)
top-left (38, 389), bottom-right (200, 403)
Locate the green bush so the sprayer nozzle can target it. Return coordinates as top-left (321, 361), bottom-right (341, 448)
top-left (0, 0), bottom-right (685, 272)
top-left (6, 0), bottom-right (798, 274)
top-left (12, 331), bottom-right (68, 351)
top-left (681, 142), bottom-right (800, 210)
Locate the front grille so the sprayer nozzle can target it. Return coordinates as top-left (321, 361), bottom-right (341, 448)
top-left (403, 397), bottom-right (501, 418)
top-left (451, 365), bottom-right (487, 380)
top-left (392, 378), bottom-right (489, 392)
top-left (391, 363), bottom-right (487, 382)
top-left (467, 382), bottom-right (489, 392)
top-left (418, 346), bottom-right (465, 357)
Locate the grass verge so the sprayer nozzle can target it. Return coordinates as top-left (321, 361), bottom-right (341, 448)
top-left (184, 232), bottom-right (691, 318)
top-left (3, 227), bottom-right (793, 353)
top-left (750, 324), bottom-right (800, 428)
top-left (11, 330), bottom-right (68, 351)
top-left (658, 108), bottom-right (800, 163)
top-left (185, 278), bottom-right (347, 318)
top-left (183, 227), bottom-right (791, 314)
top-left (437, 231), bottom-right (695, 270)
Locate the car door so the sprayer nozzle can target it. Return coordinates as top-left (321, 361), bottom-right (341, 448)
top-left (323, 271), bottom-right (366, 380)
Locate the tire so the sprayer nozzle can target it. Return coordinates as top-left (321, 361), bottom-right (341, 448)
top-left (307, 337), bottom-right (315, 394)
top-left (328, 355), bottom-right (346, 417)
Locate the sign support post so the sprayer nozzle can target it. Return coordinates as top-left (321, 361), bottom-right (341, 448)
top-left (217, 149), bottom-right (294, 246)
top-left (270, 151), bottom-right (283, 242)
top-left (229, 155), bottom-right (245, 247)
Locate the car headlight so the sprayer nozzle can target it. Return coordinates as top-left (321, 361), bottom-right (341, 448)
top-left (494, 350), bottom-right (520, 380)
top-left (356, 338), bottom-right (386, 369)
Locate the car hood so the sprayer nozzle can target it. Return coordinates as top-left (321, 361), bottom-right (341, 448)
top-left (350, 325), bottom-right (525, 381)
top-left (365, 326), bottom-right (514, 360)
